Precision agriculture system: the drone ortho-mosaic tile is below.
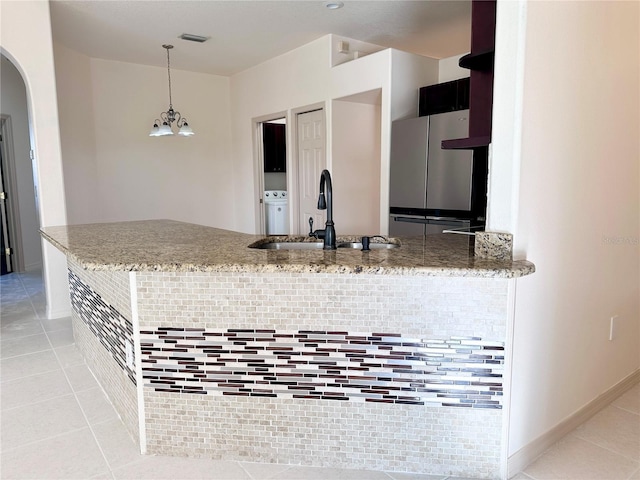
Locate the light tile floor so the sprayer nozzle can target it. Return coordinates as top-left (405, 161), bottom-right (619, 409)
top-left (1, 270), bottom-right (638, 480)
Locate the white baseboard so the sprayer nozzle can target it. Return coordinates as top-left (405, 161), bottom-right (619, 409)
top-left (24, 262), bottom-right (43, 272)
top-left (507, 369), bottom-right (640, 477)
top-left (45, 305), bottom-right (72, 320)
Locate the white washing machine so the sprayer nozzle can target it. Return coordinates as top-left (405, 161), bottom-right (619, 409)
top-left (264, 190), bottom-right (289, 235)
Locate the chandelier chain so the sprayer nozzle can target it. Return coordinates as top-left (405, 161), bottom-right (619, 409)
top-left (166, 46), bottom-right (173, 109)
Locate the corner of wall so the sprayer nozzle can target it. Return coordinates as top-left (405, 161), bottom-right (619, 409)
top-left (329, 34), bottom-right (386, 67)
top-left (437, 54), bottom-right (470, 83)
top-left (486, 0), bottom-right (527, 238)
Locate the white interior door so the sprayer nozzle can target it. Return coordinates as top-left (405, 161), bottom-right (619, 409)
top-left (0, 133), bottom-right (13, 274)
top-left (296, 109), bottom-right (325, 235)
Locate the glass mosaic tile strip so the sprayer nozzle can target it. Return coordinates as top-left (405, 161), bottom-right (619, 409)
top-left (68, 270), bottom-right (136, 385)
top-left (140, 328), bottom-right (504, 408)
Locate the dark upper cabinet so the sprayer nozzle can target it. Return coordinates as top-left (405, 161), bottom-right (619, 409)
top-left (419, 77), bottom-right (470, 116)
top-left (263, 123), bottom-right (286, 173)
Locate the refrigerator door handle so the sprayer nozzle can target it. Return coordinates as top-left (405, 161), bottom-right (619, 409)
top-left (392, 216), bottom-right (429, 224)
top-left (424, 216), bottom-right (454, 221)
top-left (392, 215), bottom-right (457, 224)
top-left (392, 215), bottom-right (471, 226)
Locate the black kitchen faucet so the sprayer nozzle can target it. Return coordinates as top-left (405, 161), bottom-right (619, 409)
top-left (308, 169), bottom-right (336, 250)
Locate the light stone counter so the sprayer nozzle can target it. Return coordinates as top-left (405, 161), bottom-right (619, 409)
top-left (41, 219), bottom-right (534, 278)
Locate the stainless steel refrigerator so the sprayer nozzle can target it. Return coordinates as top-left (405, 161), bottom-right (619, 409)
top-left (389, 111), bottom-right (475, 235)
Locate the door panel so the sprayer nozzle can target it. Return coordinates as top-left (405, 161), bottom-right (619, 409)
top-left (389, 117), bottom-right (428, 209)
top-left (426, 111), bottom-right (473, 210)
top-left (0, 134), bottom-right (12, 275)
top-left (297, 110), bottom-right (325, 234)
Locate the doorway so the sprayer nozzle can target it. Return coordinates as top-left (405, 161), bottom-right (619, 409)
top-left (253, 106), bottom-right (326, 236)
top-left (257, 117), bottom-right (288, 235)
top-left (0, 54), bottom-right (42, 274)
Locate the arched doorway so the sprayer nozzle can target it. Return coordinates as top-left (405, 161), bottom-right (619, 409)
top-left (0, 54), bottom-right (42, 275)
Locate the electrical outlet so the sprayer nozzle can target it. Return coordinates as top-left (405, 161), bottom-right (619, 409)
top-left (125, 341), bottom-right (134, 368)
top-left (609, 315), bottom-right (619, 341)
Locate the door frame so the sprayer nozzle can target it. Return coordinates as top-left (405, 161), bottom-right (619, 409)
top-left (252, 111), bottom-right (288, 235)
top-left (289, 102), bottom-right (326, 235)
top-left (0, 115), bottom-right (25, 272)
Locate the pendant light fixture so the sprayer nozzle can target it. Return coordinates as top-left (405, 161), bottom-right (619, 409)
top-left (149, 45), bottom-right (194, 137)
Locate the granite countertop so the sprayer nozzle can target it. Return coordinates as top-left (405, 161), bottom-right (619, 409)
top-left (40, 219), bottom-right (535, 278)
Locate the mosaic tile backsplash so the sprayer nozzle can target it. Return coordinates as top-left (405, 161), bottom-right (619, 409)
top-left (140, 328), bottom-right (504, 408)
top-left (69, 270), bottom-right (136, 385)
top-left (64, 267), bottom-right (510, 476)
top-left (144, 390), bottom-right (503, 476)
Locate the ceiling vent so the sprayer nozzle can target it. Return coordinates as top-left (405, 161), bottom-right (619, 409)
top-left (178, 33), bottom-right (209, 43)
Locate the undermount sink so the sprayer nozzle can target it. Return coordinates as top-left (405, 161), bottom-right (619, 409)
top-left (249, 240), bottom-right (400, 250)
top-left (252, 242), bottom-right (324, 250)
top-left (336, 242), bottom-right (399, 250)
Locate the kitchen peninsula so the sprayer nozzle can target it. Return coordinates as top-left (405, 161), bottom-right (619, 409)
top-left (41, 220), bottom-right (534, 479)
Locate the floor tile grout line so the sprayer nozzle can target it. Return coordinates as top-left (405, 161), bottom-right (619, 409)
top-left (571, 430), bottom-right (640, 464)
top-left (14, 270), bottom-right (117, 476)
top-left (76, 402), bottom-right (127, 429)
top-left (1, 390), bottom-right (78, 413)
top-left (613, 403), bottom-right (640, 416)
top-left (236, 462), bottom-right (399, 480)
top-left (42, 333), bottom-right (116, 475)
top-left (0, 424), bottom-right (95, 453)
top-left (0, 365), bottom-right (62, 384)
top-left (234, 460), bottom-right (257, 479)
top-left (4, 273), bottom-right (146, 479)
top-left (0, 342), bottom-right (83, 379)
top-left (627, 465), bottom-right (640, 480)
top-left (381, 471), bottom-right (398, 479)
top-left (0, 366), bottom-right (63, 384)
top-left (102, 454), bottom-right (150, 478)
top-left (516, 471), bottom-right (537, 480)
top-left (0, 330), bottom-right (48, 341)
top-left (1, 375), bottom-right (105, 411)
top-left (0, 345), bottom-right (53, 360)
top-left (220, 460), bottom-right (251, 479)
top-left (17, 271), bottom-right (44, 322)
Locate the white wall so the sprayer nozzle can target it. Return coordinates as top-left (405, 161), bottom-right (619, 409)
top-left (487, 0), bottom-right (527, 234)
top-left (92, 58), bottom-right (233, 227)
top-left (505, 0), bottom-right (640, 457)
top-left (82, 58), bottom-right (233, 228)
top-left (230, 38), bottom-right (438, 235)
top-left (332, 99), bottom-right (381, 234)
top-left (329, 35), bottom-right (385, 67)
top-left (230, 36), bottom-right (331, 234)
top-left (0, 0), bottom-right (70, 318)
top-left (54, 45), bottom-right (234, 229)
top-left (438, 54), bottom-right (469, 83)
top-left (52, 34), bottom-right (438, 239)
top-left (0, 56), bottom-right (43, 271)
top-left (53, 43), bottom-right (99, 225)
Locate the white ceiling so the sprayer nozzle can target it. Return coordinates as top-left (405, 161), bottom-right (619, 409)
top-left (49, 0), bottom-right (472, 76)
